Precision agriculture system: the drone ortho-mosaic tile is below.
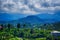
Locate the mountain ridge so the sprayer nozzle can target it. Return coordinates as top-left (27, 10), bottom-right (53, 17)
top-left (0, 13), bottom-right (60, 24)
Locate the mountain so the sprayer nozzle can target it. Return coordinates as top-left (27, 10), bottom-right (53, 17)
top-left (0, 12), bottom-right (27, 21)
top-left (0, 13), bottom-right (60, 24)
top-left (36, 13), bottom-right (60, 22)
top-left (54, 9), bottom-right (60, 16)
top-left (36, 14), bottom-right (54, 19)
top-left (10, 14), bottom-right (60, 24)
top-left (10, 15), bottom-right (45, 24)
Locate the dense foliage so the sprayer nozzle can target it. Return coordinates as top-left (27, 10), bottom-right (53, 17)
top-left (0, 22), bottom-right (60, 40)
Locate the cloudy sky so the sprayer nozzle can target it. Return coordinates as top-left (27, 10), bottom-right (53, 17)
top-left (0, 0), bottom-right (60, 15)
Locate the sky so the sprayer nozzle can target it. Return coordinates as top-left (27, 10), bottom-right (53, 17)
top-left (0, 0), bottom-right (60, 15)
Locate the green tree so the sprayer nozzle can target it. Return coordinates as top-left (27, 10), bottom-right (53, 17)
top-left (17, 23), bottom-right (21, 28)
top-left (23, 24), bottom-right (26, 28)
top-left (7, 24), bottom-right (11, 30)
top-left (53, 22), bottom-right (60, 30)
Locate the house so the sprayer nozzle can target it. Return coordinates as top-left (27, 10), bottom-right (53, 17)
top-left (51, 31), bottom-right (60, 40)
top-left (51, 31), bottom-right (60, 36)
top-left (0, 26), bottom-right (3, 30)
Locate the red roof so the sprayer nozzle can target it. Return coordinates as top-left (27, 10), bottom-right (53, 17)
top-left (0, 26), bottom-right (2, 29)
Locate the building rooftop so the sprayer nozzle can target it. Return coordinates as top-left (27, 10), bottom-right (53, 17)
top-left (51, 31), bottom-right (60, 33)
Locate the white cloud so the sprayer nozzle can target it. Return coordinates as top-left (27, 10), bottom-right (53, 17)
top-left (34, 3), bottom-right (41, 9)
top-left (0, 0), bottom-right (60, 15)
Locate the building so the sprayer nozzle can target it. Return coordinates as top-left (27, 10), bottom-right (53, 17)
top-left (0, 26), bottom-right (3, 30)
top-left (51, 31), bottom-right (60, 40)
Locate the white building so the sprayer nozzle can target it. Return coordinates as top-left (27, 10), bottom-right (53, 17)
top-left (51, 31), bottom-right (60, 37)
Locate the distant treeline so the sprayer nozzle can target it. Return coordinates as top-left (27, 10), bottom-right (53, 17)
top-left (0, 22), bottom-right (60, 30)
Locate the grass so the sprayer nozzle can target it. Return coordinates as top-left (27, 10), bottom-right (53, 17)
top-left (36, 38), bottom-right (46, 40)
top-left (9, 37), bottom-right (23, 40)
